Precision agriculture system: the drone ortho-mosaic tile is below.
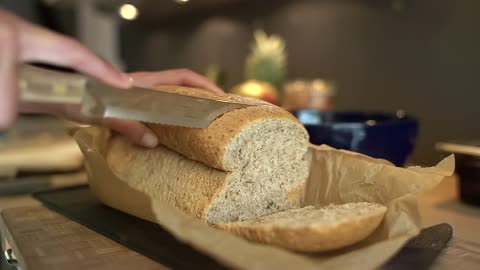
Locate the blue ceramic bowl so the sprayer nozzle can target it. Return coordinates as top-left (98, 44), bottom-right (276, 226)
top-left (290, 110), bottom-right (418, 166)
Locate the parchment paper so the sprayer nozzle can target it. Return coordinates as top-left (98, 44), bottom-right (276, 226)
top-left (75, 127), bottom-right (454, 270)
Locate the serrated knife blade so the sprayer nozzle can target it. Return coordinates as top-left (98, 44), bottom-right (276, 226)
top-left (81, 81), bottom-right (252, 128)
top-left (19, 64), bottom-right (253, 128)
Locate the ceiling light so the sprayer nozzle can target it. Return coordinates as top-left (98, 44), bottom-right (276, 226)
top-left (118, 3), bottom-right (139, 21)
top-left (175, 0), bottom-right (190, 4)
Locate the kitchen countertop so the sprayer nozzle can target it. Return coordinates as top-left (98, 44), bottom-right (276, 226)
top-left (0, 175), bottom-right (479, 269)
top-left (418, 176), bottom-right (480, 269)
top-left (0, 172), bottom-right (87, 209)
top-left (418, 175), bottom-right (480, 243)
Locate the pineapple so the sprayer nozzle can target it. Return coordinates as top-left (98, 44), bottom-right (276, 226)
top-left (231, 30), bottom-right (287, 105)
top-left (245, 30), bottom-right (287, 89)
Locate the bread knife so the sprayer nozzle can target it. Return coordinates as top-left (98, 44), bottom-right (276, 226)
top-left (18, 64), bottom-right (252, 128)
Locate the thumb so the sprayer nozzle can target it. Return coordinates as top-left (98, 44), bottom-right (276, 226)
top-left (101, 118), bottom-right (159, 148)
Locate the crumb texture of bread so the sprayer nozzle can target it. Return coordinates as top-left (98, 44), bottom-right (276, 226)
top-left (104, 86), bottom-right (310, 224)
top-left (215, 202), bottom-right (388, 252)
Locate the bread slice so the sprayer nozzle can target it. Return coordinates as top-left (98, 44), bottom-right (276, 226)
top-left (104, 86), bottom-right (310, 224)
top-left (215, 203), bottom-right (387, 252)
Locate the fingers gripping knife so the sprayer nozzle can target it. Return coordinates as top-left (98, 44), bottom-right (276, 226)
top-left (18, 64), bottom-right (252, 128)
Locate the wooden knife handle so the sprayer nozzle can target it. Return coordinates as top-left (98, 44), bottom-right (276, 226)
top-left (18, 64), bottom-right (86, 104)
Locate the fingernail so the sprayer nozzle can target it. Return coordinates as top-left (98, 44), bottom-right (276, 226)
top-left (141, 131), bottom-right (158, 148)
top-left (214, 86), bottom-right (225, 94)
top-left (121, 73), bottom-right (134, 87)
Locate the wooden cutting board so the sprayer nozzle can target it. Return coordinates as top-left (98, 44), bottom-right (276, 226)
top-left (0, 206), bottom-right (166, 270)
top-left (0, 137), bottom-right (84, 178)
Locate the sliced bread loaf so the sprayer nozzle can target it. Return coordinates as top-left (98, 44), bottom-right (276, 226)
top-left (215, 203), bottom-right (387, 252)
top-left (104, 86), bottom-right (310, 224)
top-left (98, 87), bottom-right (387, 252)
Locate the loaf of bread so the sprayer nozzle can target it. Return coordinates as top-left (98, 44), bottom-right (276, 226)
top-left (106, 86), bottom-right (311, 224)
top-left (97, 86), bottom-right (387, 252)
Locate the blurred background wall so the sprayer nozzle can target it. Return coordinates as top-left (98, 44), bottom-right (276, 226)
top-left (1, 0), bottom-right (477, 165)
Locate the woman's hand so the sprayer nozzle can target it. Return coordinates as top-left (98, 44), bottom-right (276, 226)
top-left (129, 69), bottom-right (223, 94)
top-left (0, 9), bottom-right (223, 148)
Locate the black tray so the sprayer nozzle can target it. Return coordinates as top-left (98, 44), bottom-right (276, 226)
top-left (33, 185), bottom-right (452, 270)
